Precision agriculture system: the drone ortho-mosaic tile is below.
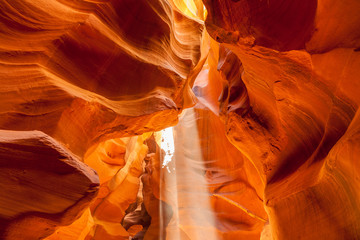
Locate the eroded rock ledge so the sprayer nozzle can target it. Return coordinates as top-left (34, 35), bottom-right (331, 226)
top-left (0, 130), bottom-right (99, 239)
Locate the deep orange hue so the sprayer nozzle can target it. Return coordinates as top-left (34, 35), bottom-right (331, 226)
top-left (0, 0), bottom-right (359, 239)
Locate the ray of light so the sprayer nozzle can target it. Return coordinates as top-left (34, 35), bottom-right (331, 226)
top-left (158, 108), bottom-right (220, 240)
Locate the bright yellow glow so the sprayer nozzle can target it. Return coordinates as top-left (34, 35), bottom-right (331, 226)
top-left (172, 0), bottom-right (206, 20)
top-left (183, 0), bottom-right (198, 17)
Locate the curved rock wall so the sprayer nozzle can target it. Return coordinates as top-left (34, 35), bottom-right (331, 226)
top-left (0, 0), bottom-right (204, 156)
top-left (203, 0), bottom-right (360, 239)
top-left (1, 0), bottom-right (360, 239)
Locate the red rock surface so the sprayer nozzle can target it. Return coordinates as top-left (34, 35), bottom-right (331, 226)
top-left (0, 130), bottom-right (99, 239)
top-left (0, 0), bottom-right (360, 239)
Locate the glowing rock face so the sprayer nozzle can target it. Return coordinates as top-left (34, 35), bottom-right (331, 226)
top-left (201, 0), bottom-right (360, 239)
top-left (0, 0), bottom-right (203, 156)
top-left (1, 0), bottom-right (360, 239)
top-left (195, 108), bottom-right (267, 239)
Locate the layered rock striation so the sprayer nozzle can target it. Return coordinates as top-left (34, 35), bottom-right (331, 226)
top-left (200, 0), bottom-right (360, 239)
top-left (1, 0), bottom-right (360, 239)
top-left (0, 0), bottom-right (204, 156)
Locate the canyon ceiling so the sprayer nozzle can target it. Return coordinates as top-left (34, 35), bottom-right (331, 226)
top-left (0, 0), bottom-right (359, 239)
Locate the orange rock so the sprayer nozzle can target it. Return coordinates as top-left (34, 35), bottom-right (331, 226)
top-left (45, 209), bottom-right (93, 240)
top-left (1, 0), bottom-right (360, 239)
top-left (0, 0), bottom-right (204, 156)
top-left (203, 0), bottom-right (360, 238)
top-left (0, 130), bottom-right (99, 239)
top-left (86, 135), bottom-right (148, 239)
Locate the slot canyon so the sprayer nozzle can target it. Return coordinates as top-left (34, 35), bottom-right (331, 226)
top-left (0, 0), bottom-right (360, 239)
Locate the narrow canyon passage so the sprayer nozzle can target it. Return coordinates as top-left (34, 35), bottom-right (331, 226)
top-left (1, 0), bottom-right (360, 239)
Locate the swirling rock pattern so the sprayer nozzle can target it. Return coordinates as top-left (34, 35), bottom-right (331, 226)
top-left (0, 0), bottom-right (203, 156)
top-left (0, 0), bottom-right (203, 239)
top-left (204, 0), bottom-right (360, 239)
top-left (1, 0), bottom-right (360, 239)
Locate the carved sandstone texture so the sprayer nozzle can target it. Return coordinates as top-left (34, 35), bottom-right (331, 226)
top-left (86, 136), bottom-right (148, 240)
top-left (46, 135), bottom-right (149, 240)
top-left (0, 1), bottom-right (204, 239)
top-left (1, 0), bottom-right (360, 239)
top-left (203, 0), bottom-right (360, 239)
top-left (195, 107), bottom-right (267, 240)
top-left (0, 0), bottom-right (204, 156)
top-left (0, 130), bottom-right (99, 240)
